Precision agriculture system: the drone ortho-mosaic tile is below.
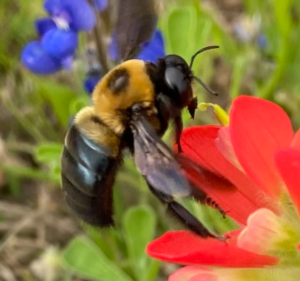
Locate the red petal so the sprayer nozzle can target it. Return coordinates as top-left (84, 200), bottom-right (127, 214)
top-left (291, 128), bottom-right (300, 151)
top-left (147, 230), bottom-right (278, 267)
top-left (230, 96), bottom-right (294, 198)
top-left (274, 148), bottom-right (300, 215)
top-left (179, 125), bottom-right (274, 224)
top-left (215, 126), bottom-right (242, 170)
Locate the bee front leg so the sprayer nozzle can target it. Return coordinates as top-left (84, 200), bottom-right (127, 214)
top-left (174, 116), bottom-right (183, 153)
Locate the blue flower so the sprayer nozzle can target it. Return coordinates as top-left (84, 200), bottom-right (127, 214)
top-left (256, 34), bottom-right (267, 49)
top-left (35, 18), bottom-right (56, 36)
top-left (136, 30), bottom-right (165, 62)
top-left (83, 68), bottom-right (104, 94)
top-left (41, 28), bottom-right (78, 59)
top-left (84, 75), bottom-right (100, 95)
top-left (109, 29), bottom-right (166, 63)
top-left (22, 0), bottom-right (96, 75)
top-left (44, 0), bottom-right (95, 31)
top-left (21, 41), bottom-right (62, 74)
top-left (94, 0), bottom-right (108, 11)
top-left (108, 33), bottom-right (118, 61)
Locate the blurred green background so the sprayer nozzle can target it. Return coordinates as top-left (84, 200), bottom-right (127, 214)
top-left (1, 0), bottom-right (300, 280)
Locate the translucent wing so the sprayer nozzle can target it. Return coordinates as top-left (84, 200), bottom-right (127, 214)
top-left (115, 0), bottom-right (158, 60)
top-left (130, 115), bottom-right (225, 240)
top-left (130, 115), bottom-right (191, 198)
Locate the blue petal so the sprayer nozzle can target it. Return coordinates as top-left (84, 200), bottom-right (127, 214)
top-left (41, 28), bottom-right (78, 59)
top-left (44, 0), bottom-right (62, 16)
top-left (44, 0), bottom-right (72, 26)
top-left (44, 0), bottom-right (96, 31)
top-left (94, 0), bottom-right (108, 11)
top-left (84, 74), bottom-right (101, 95)
top-left (63, 0), bottom-right (96, 31)
top-left (108, 29), bottom-right (165, 62)
top-left (61, 55), bottom-right (73, 70)
top-left (21, 41), bottom-right (61, 74)
top-left (35, 18), bottom-right (57, 36)
top-left (150, 29), bottom-right (165, 48)
top-left (136, 47), bottom-right (163, 63)
top-left (136, 29), bottom-right (165, 62)
top-left (108, 33), bottom-right (118, 61)
top-left (257, 34), bottom-right (267, 49)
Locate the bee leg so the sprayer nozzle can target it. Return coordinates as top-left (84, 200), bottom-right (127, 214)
top-left (204, 197), bottom-right (227, 219)
top-left (148, 184), bottom-right (224, 240)
top-left (190, 184), bottom-right (227, 218)
top-left (188, 97), bottom-right (198, 119)
top-left (167, 201), bottom-right (223, 239)
top-left (174, 155), bottom-right (228, 218)
top-left (174, 116), bottom-right (183, 153)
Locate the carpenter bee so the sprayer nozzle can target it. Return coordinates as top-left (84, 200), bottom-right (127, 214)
top-left (61, 0), bottom-right (224, 239)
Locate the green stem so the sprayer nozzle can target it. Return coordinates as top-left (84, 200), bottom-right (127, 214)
top-left (257, 37), bottom-right (290, 100)
top-left (230, 56), bottom-right (247, 99)
top-left (88, 0), bottom-right (111, 73)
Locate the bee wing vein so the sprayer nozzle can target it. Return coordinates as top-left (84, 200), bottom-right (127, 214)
top-left (131, 116), bottom-right (191, 198)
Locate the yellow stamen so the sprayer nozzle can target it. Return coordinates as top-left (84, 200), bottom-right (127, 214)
top-left (198, 103), bottom-right (229, 126)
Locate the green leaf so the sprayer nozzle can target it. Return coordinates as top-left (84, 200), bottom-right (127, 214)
top-left (142, 259), bottom-right (160, 281)
top-left (63, 236), bottom-right (133, 281)
top-left (164, 4), bottom-right (198, 61)
top-left (123, 206), bottom-right (156, 261)
top-left (36, 79), bottom-right (76, 127)
top-left (85, 226), bottom-right (116, 261)
top-left (273, 0), bottom-right (292, 37)
top-left (69, 95), bottom-right (90, 117)
top-left (34, 142), bottom-right (63, 164)
top-left (123, 206), bottom-right (159, 281)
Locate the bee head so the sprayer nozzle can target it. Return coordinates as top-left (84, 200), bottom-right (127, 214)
top-left (162, 46), bottom-right (219, 115)
top-left (163, 55), bottom-right (193, 108)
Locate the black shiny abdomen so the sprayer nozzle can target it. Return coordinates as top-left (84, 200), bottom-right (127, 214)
top-left (61, 124), bottom-right (121, 227)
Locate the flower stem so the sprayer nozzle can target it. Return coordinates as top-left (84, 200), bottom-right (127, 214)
top-left (88, 0), bottom-right (111, 73)
top-left (257, 36), bottom-right (290, 101)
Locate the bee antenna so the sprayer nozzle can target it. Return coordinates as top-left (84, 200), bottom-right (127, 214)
top-left (192, 75), bottom-right (218, 96)
top-left (189, 45), bottom-right (219, 69)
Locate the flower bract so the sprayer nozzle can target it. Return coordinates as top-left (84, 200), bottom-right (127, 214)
top-left (147, 96), bottom-right (300, 281)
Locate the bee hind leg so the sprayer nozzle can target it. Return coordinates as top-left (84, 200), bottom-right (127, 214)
top-left (167, 200), bottom-right (224, 241)
top-left (148, 184), bottom-right (224, 241)
top-left (190, 185), bottom-right (227, 219)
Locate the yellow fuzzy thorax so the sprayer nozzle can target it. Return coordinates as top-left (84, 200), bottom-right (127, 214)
top-left (91, 59), bottom-right (156, 134)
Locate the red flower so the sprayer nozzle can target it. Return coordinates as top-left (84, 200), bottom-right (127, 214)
top-left (147, 96), bottom-right (300, 281)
